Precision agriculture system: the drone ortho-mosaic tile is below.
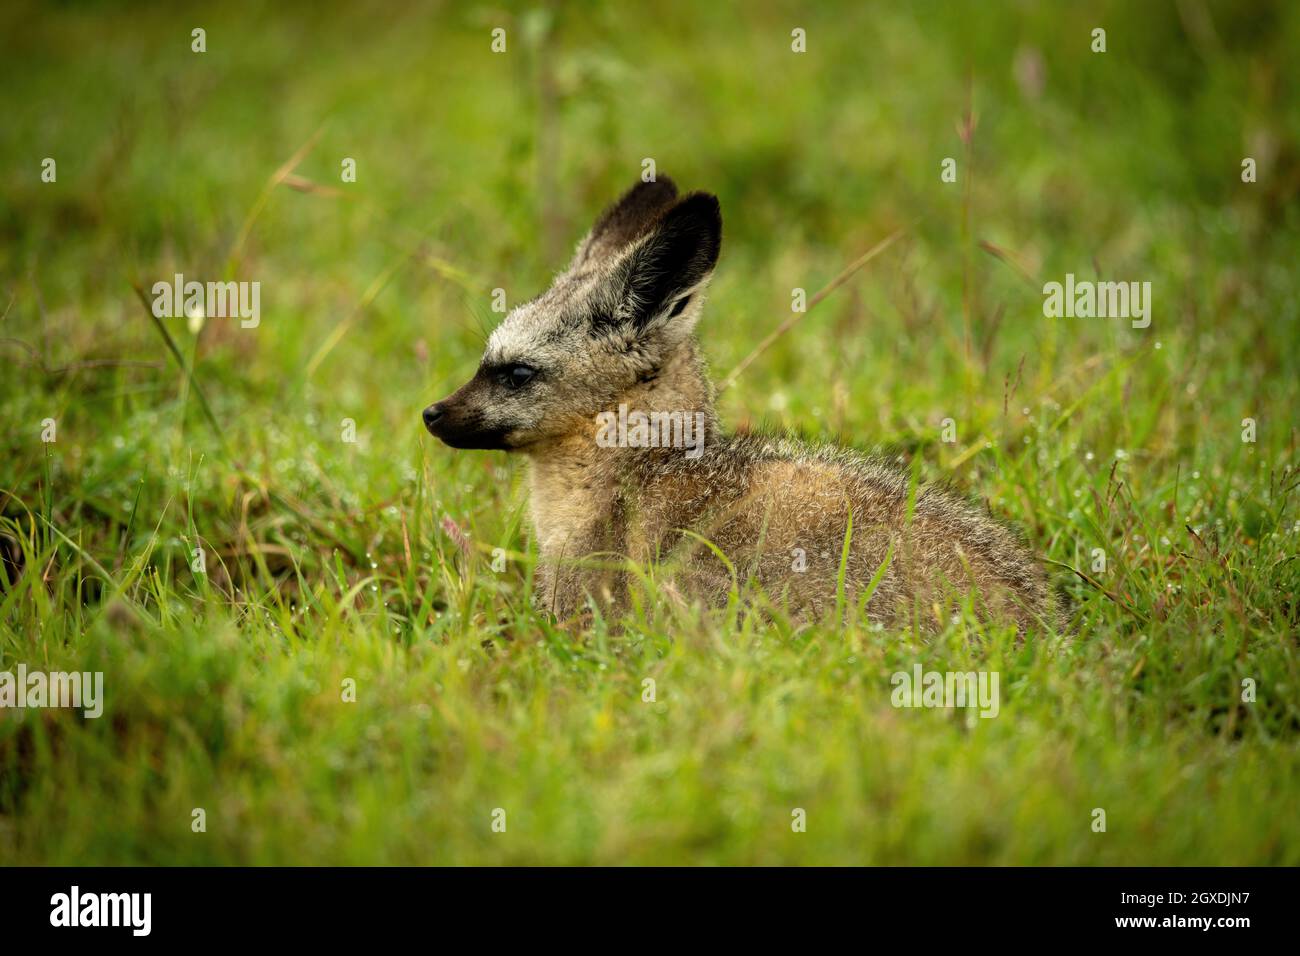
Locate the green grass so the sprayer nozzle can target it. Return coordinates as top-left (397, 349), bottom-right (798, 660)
top-left (2, 0), bottom-right (1299, 864)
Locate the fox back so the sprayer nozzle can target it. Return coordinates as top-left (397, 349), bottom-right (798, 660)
top-left (424, 176), bottom-right (1056, 632)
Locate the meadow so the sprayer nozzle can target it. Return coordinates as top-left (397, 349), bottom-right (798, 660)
top-left (1, 0), bottom-right (1298, 864)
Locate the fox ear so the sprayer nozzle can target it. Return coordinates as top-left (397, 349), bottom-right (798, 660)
top-left (615, 191), bottom-right (722, 333)
top-left (572, 176), bottom-right (679, 268)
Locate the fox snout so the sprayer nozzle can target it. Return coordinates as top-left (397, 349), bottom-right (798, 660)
top-left (420, 402), bottom-right (444, 430)
top-left (422, 399), bottom-right (509, 450)
top-left (421, 375), bottom-right (514, 450)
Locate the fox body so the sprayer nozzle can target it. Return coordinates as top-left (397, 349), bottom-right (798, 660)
top-left (424, 177), bottom-right (1054, 631)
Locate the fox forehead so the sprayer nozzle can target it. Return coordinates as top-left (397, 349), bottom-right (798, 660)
top-left (483, 267), bottom-right (617, 365)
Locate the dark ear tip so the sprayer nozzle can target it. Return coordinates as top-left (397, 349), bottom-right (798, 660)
top-left (690, 190), bottom-right (721, 214)
top-left (630, 175), bottom-right (678, 201)
top-left (668, 192), bottom-right (723, 249)
top-left (676, 191), bottom-right (721, 222)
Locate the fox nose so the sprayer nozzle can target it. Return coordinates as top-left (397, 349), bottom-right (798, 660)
top-left (422, 404), bottom-right (444, 432)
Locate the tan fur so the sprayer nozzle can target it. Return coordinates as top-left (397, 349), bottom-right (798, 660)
top-left (526, 343), bottom-right (1053, 632)
top-left (425, 177), bottom-right (1056, 633)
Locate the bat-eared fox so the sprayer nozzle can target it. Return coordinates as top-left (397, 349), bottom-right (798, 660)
top-left (424, 176), bottom-right (1056, 633)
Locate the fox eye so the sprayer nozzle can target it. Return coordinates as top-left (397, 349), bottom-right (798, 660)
top-left (500, 364), bottom-right (537, 389)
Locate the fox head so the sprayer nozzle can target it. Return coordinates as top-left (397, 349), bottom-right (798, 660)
top-left (422, 176), bottom-right (721, 450)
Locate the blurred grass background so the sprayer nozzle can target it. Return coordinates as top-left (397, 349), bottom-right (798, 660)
top-left (1, 0), bottom-right (1298, 864)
